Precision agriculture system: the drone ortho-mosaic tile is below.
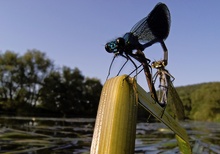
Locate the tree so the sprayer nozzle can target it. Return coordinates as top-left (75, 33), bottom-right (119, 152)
top-left (39, 67), bottom-right (85, 116)
top-left (0, 51), bottom-right (20, 110)
top-left (39, 67), bottom-right (103, 117)
top-left (0, 50), bottom-right (103, 117)
top-left (83, 77), bottom-right (102, 115)
top-left (20, 50), bottom-right (54, 106)
top-left (38, 71), bottom-right (61, 114)
top-left (0, 50), bottom-right (54, 113)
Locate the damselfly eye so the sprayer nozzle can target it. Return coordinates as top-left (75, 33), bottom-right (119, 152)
top-left (116, 37), bottom-right (125, 47)
top-left (105, 43), bottom-right (112, 53)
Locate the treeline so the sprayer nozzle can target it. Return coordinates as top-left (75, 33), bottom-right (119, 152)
top-left (174, 82), bottom-right (220, 121)
top-left (0, 50), bottom-right (102, 117)
top-left (1, 50), bottom-right (219, 121)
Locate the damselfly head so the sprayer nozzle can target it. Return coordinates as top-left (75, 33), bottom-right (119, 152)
top-left (151, 60), bottom-right (166, 69)
top-left (105, 37), bottom-right (125, 54)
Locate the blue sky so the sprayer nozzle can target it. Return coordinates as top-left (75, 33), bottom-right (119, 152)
top-left (0, 1), bottom-right (220, 88)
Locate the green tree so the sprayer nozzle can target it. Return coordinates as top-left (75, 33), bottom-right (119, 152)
top-left (38, 71), bottom-right (62, 113)
top-left (39, 67), bottom-right (103, 117)
top-left (0, 50), bottom-right (54, 114)
top-left (0, 50), bottom-right (103, 117)
top-left (176, 82), bottom-right (220, 121)
top-left (83, 77), bottom-right (102, 115)
top-left (39, 67), bottom-right (85, 116)
top-left (20, 49), bottom-right (54, 107)
top-left (0, 51), bottom-right (20, 110)
top-left (60, 67), bottom-right (85, 116)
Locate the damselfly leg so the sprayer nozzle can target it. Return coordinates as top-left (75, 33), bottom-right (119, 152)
top-left (106, 55), bottom-right (117, 80)
top-left (107, 53), bottom-right (140, 80)
top-left (116, 57), bottom-right (129, 76)
top-left (125, 64), bottom-right (143, 80)
top-left (130, 50), bottom-right (159, 104)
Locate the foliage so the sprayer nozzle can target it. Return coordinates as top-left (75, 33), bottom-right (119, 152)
top-left (138, 82), bottom-right (220, 122)
top-left (0, 50), bottom-right (102, 117)
top-left (39, 67), bottom-right (102, 117)
top-left (174, 82), bottom-right (220, 122)
top-left (0, 50), bottom-right (53, 112)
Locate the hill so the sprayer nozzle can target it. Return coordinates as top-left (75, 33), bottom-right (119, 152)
top-left (174, 82), bottom-right (220, 121)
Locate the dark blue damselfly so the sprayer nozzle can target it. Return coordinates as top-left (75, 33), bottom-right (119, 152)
top-left (105, 2), bottom-right (171, 78)
top-left (105, 2), bottom-right (171, 107)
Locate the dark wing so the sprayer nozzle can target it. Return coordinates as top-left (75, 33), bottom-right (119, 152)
top-left (168, 80), bottom-right (185, 120)
top-left (131, 3), bottom-right (171, 43)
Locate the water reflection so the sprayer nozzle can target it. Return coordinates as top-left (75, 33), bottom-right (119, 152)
top-left (0, 117), bottom-right (219, 153)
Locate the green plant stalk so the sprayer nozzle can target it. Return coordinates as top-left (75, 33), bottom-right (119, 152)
top-left (137, 84), bottom-right (190, 142)
top-left (137, 83), bottom-right (192, 153)
top-left (176, 134), bottom-right (192, 154)
top-left (90, 75), bottom-right (138, 154)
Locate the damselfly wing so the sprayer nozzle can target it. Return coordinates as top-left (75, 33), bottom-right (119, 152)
top-left (168, 81), bottom-right (185, 120)
top-left (131, 2), bottom-right (171, 44)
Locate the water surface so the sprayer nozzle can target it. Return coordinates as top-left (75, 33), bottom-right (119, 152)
top-left (0, 117), bottom-right (219, 153)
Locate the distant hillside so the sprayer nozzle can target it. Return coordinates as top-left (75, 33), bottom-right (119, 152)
top-left (174, 82), bottom-right (220, 121)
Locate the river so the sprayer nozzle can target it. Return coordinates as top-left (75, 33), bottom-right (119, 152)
top-left (0, 116), bottom-right (219, 153)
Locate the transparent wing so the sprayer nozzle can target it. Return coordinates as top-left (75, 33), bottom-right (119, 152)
top-left (168, 80), bottom-right (185, 120)
top-left (131, 3), bottom-right (171, 43)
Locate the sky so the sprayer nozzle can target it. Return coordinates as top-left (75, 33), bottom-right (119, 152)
top-left (0, 0), bottom-right (220, 89)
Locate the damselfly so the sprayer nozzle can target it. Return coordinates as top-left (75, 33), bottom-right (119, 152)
top-left (105, 2), bottom-right (170, 78)
top-left (152, 60), bottom-right (185, 119)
